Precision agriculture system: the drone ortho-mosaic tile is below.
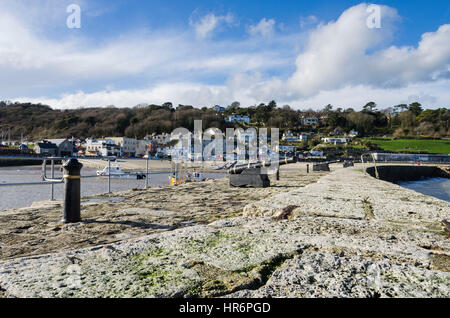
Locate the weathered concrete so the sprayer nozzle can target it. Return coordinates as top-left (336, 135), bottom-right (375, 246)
top-left (0, 163), bottom-right (327, 260)
top-left (0, 165), bottom-right (448, 298)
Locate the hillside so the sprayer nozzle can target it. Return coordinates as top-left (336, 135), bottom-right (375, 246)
top-left (0, 102), bottom-right (228, 140)
top-left (0, 101), bottom-right (449, 141)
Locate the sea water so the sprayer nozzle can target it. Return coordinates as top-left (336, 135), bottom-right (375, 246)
top-left (398, 178), bottom-right (450, 202)
top-left (0, 166), bottom-right (225, 211)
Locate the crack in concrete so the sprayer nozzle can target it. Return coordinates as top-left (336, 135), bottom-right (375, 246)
top-left (362, 197), bottom-right (376, 221)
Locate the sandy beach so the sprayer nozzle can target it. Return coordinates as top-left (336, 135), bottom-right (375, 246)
top-left (78, 158), bottom-right (223, 172)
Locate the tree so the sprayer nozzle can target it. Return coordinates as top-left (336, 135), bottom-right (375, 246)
top-left (267, 100), bottom-right (277, 111)
top-left (226, 101), bottom-right (240, 115)
top-left (399, 110), bottom-right (417, 129)
top-left (363, 102), bottom-right (377, 112)
top-left (231, 101), bottom-right (240, 109)
top-left (414, 122), bottom-right (435, 136)
top-left (393, 104), bottom-right (408, 114)
top-left (346, 111), bottom-right (375, 134)
top-left (408, 102), bottom-right (423, 116)
top-left (162, 102), bottom-right (173, 109)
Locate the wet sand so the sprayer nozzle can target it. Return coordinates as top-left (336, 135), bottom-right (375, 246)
top-left (79, 158), bottom-right (222, 172)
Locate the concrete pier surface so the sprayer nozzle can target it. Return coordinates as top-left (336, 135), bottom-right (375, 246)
top-left (0, 164), bottom-right (449, 298)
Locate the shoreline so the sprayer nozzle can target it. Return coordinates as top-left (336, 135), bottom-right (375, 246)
top-left (78, 158), bottom-right (229, 173)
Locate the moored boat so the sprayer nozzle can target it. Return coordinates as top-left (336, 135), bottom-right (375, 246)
top-left (96, 165), bottom-right (146, 179)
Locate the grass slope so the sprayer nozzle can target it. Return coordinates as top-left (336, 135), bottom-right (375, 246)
top-left (369, 139), bottom-right (450, 154)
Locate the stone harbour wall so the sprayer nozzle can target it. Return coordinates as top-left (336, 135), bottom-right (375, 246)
top-left (0, 165), bottom-right (449, 298)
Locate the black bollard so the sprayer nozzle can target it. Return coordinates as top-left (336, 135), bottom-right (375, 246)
top-left (276, 168), bottom-right (280, 180)
top-left (62, 158), bottom-right (83, 223)
top-left (307, 164), bottom-right (309, 173)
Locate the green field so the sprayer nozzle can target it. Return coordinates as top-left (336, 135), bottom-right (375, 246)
top-left (368, 139), bottom-right (450, 154)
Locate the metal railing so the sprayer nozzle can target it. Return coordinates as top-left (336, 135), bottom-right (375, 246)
top-left (0, 155), bottom-right (166, 201)
top-left (361, 153), bottom-right (379, 179)
top-left (360, 152), bottom-right (450, 179)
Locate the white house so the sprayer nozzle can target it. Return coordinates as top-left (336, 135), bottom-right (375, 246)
top-left (213, 105), bottom-right (225, 112)
top-left (282, 131), bottom-right (308, 142)
top-left (301, 117), bottom-right (319, 126)
top-left (85, 139), bottom-right (120, 157)
top-left (226, 114), bottom-right (250, 124)
top-left (145, 133), bottom-right (171, 145)
top-left (322, 137), bottom-right (348, 145)
top-left (106, 137), bottom-right (138, 157)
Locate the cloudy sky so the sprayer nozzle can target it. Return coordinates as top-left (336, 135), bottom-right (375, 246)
top-left (1, 0), bottom-right (449, 110)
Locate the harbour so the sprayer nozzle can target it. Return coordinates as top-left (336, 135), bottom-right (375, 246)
top-left (1, 0), bottom-right (450, 302)
top-left (0, 164), bottom-right (225, 211)
top-left (0, 162), bottom-right (448, 297)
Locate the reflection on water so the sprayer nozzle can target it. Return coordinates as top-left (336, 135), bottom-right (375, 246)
top-left (0, 165), bottom-right (225, 211)
top-left (398, 178), bottom-right (450, 202)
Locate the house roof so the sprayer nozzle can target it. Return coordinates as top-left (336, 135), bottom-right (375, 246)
top-left (37, 142), bottom-right (58, 149)
top-left (47, 139), bottom-right (70, 146)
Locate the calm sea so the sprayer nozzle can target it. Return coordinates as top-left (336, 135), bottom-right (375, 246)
top-left (398, 178), bottom-right (450, 202)
top-left (0, 165), bottom-right (225, 211)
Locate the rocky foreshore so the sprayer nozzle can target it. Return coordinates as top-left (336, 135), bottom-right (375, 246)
top-left (0, 164), bottom-right (449, 298)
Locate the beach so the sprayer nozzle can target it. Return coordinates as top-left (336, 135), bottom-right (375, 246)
top-left (78, 158), bottom-right (221, 172)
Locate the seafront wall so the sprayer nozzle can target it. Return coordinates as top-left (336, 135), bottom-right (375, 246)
top-left (366, 165), bottom-right (450, 183)
top-left (0, 158), bottom-right (43, 166)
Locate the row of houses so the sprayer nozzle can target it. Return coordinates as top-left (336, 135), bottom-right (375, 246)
top-left (281, 129), bottom-right (358, 144)
top-left (32, 135), bottom-right (172, 158)
top-left (225, 115), bottom-right (322, 126)
top-left (34, 139), bottom-right (75, 156)
top-left (212, 105), bottom-right (324, 127)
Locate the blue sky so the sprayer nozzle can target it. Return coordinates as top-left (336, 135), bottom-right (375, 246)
top-left (1, 0), bottom-right (449, 109)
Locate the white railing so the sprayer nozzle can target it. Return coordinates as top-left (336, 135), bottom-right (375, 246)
top-left (0, 155), bottom-right (163, 201)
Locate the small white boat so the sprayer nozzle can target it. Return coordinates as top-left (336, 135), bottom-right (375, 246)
top-left (96, 165), bottom-right (146, 179)
top-left (192, 171), bottom-right (205, 182)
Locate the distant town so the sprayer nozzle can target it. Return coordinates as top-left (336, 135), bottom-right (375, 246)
top-left (0, 100), bottom-right (449, 161)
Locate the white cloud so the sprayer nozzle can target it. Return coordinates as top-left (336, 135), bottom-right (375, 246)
top-left (0, 4), bottom-right (291, 97)
top-left (17, 78), bottom-right (450, 110)
top-left (17, 74), bottom-right (282, 109)
top-left (285, 80), bottom-right (450, 109)
top-left (2, 2), bottom-right (450, 110)
top-left (190, 13), bottom-right (235, 39)
top-left (287, 3), bottom-right (450, 97)
top-left (248, 18), bottom-right (276, 37)
top-left (299, 15), bottom-right (318, 29)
